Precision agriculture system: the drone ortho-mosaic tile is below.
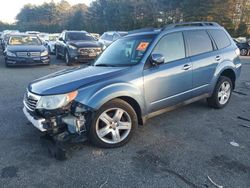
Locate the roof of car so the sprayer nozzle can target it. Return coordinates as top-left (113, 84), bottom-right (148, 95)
top-left (126, 22), bottom-right (222, 37)
top-left (64, 30), bottom-right (87, 33)
top-left (9, 34), bottom-right (38, 37)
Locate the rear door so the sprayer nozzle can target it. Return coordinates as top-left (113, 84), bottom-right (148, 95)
top-left (184, 30), bottom-right (220, 97)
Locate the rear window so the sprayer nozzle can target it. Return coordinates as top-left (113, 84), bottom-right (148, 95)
top-left (209, 29), bottom-right (231, 49)
top-left (184, 30), bottom-right (213, 56)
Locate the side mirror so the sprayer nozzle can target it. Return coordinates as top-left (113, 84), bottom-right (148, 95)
top-left (58, 37), bottom-right (64, 42)
top-left (150, 53), bottom-right (165, 66)
top-left (43, 41), bottom-right (48, 46)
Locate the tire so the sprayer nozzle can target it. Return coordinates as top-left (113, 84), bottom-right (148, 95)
top-left (48, 46), bottom-right (51, 55)
top-left (5, 59), bottom-right (10, 67)
top-left (89, 99), bottom-right (138, 148)
top-left (207, 76), bottom-right (233, 109)
top-left (240, 48), bottom-right (248, 56)
top-left (65, 50), bottom-right (72, 66)
top-left (55, 48), bottom-right (60, 59)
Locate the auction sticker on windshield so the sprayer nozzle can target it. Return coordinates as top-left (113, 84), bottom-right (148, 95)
top-left (136, 42), bottom-right (149, 51)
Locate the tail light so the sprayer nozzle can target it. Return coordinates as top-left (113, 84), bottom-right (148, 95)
top-left (235, 48), bottom-right (240, 56)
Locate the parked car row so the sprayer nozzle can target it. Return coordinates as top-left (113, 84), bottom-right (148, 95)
top-left (1, 29), bottom-right (128, 67)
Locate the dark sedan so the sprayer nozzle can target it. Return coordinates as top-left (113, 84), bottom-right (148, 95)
top-left (55, 31), bottom-right (103, 65)
top-left (234, 39), bottom-right (250, 56)
top-left (4, 34), bottom-right (50, 67)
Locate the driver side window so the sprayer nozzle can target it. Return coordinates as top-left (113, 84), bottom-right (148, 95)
top-left (153, 32), bottom-right (186, 63)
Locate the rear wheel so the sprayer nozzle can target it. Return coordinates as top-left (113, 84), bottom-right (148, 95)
top-left (89, 99), bottom-right (138, 148)
top-left (240, 48), bottom-right (248, 56)
top-left (207, 76), bottom-right (233, 109)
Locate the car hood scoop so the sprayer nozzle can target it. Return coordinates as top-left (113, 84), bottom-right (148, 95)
top-left (28, 66), bottom-right (128, 95)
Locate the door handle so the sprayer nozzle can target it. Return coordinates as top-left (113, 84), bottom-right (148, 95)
top-left (215, 56), bottom-right (221, 61)
top-left (182, 64), bottom-right (192, 70)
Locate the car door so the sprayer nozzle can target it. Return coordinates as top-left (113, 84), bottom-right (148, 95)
top-left (143, 32), bottom-right (193, 113)
top-left (184, 30), bottom-right (220, 97)
top-left (57, 32), bottom-right (65, 55)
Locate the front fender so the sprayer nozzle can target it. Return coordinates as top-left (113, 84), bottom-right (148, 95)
top-left (77, 82), bottom-right (146, 114)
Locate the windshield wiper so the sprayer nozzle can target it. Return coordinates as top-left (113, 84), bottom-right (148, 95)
top-left (95, 64), bottom-right (118, 67)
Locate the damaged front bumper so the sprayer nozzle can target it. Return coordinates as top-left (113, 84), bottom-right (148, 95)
top-left (23, 101), bottom-right (93, 143)
top-left (23, 107), bottom-right (47, 132)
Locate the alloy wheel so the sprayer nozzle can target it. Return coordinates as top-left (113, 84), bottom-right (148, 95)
top-left (240, 49), bottom-right (248, 56)
top-left (96, 108), bottom-right (132, 144)
top-left (65, 52), bottom-right (69, 64)
top-left (218, 81), bottom-right (231, 105)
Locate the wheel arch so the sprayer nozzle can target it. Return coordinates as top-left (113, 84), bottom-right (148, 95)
top-left (212, 60), bottom-right (237, 92)
top-left (117, 96), bottom-right (143, 125)
top-left (80, 83), bottom-right (146, 125)
top-left (220, 68), bottom-right (236, 89)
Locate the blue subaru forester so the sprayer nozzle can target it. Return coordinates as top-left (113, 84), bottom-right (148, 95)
top-left (23, 22), bottom-right (241, 148)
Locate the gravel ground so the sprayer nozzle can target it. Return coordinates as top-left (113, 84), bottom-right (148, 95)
top-left (0, 55), bottom-right (250, 188)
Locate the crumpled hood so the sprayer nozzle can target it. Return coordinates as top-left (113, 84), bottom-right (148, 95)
top-left (67, 40), bottom-right (102, 48)
top-left (28, 66), bottom-right (129, 95)
top-left (7, 45), bottom-right (46, 52)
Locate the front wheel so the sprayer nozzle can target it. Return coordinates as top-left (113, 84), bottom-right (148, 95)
top-left (65, 50), bottom-right (72, 66)
top-left (55, 48), bottom-right (60, 59)
top-left (89, 99), bottom-right (138, 148)
top-left (207, 76), bottom-right (233, 109)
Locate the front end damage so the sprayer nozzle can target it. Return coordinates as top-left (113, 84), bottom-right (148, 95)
top-left (23, 92), bottom-right (93, 159)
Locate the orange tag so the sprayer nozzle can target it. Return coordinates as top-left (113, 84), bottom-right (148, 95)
top-left (136, 42), bottom-right (149, 51)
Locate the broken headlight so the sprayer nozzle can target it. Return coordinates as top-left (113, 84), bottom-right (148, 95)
top-left (36, 91), bottom-right (78, 110)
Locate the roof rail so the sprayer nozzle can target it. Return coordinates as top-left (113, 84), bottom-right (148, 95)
top-left (128, 28), bottom-right (159, 35)
top-left (163, 22), bottom-right (220, 30)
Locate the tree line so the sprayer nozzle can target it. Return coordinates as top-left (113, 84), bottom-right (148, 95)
top-left (0, 0), bottom-right (249, 37)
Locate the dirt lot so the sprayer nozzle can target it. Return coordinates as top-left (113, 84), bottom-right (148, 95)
top-left (0, 55), bottom-right (250, 188)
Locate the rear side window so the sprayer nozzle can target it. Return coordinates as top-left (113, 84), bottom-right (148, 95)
top-left (153, 32), bottom-right (185, 63)
top-left (185, 30), bottom-right (213, 56)
top-left (209, 29), bottom-right (231, 49)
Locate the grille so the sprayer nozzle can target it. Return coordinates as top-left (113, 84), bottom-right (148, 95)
top-left (79, 48), bottom-right (102, 56)
top-left (23, 91), bottom-right (40, 111)
top-left (16, 52), bottom-right (41, 58)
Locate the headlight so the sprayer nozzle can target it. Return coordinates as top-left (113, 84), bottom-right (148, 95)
top-left (41, 50), bottom-right (49, 56)
top-left (6, 51), bottom-right (16, 57)
top-left (68, 45), bottom-right (77, 50)
top-left (36, 91), bottom-right (78, 110)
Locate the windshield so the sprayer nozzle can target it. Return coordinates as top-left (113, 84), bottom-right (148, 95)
top-left (9, 36), bottom-right (42, 45)
top-left (94, 35), bottom-right (155, 67)
top-left (49, 35), bottom-right (59, 41)
top-left (66, 32), bottom-right (95, 41)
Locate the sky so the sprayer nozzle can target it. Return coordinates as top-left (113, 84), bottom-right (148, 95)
top-left (0, 0), bottom-right (93, 23)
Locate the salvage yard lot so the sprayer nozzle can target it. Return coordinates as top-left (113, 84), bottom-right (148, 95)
top-left (0, 55), bottom-right (250, 188)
